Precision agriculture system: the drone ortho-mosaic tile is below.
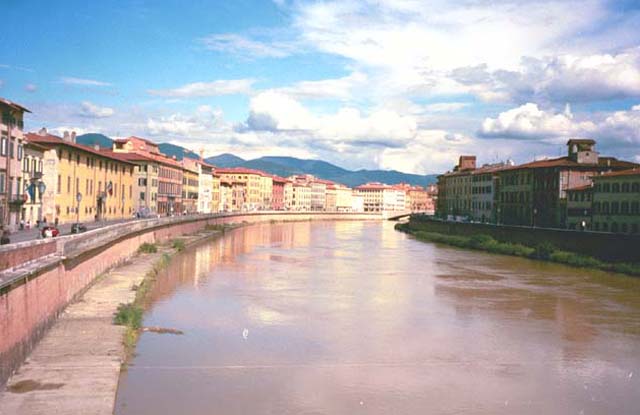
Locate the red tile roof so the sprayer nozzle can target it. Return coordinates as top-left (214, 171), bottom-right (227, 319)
top-left (216, 167), bottom-right (268, 176)
top-left (0, 97), bottom-right (31, 113)
top-left (26, 132), bottom-right (136, 165)
top-left (594, 168), bottom-right (640, 178)
top-left (99, 150), bottom-right (182, 168)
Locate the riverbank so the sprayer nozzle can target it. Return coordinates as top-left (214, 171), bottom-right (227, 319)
top-left (395, 222), bottom-right (640, 277)
top-left (0, 226), bottom-right (231, 415)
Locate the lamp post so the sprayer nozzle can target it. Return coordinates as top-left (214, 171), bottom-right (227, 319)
top-left (533, 208), bottom-right (537, 228)
top-left (76, 192), bottom-right (82, 224)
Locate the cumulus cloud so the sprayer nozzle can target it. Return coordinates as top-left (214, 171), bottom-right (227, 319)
top-left (452, 49), bottom-right (640, 103)
top-left (79, 101), bottom-right (115, 118)
top-left (25, 83), bottom-right (37, 92)
top-left (244, 90), bottom-right (416, 145)
top-left (479, 103), bottom-right (640, 154)
top-left (147, 105), bottom-right (227, 136)
top-left (148, 79), bottom-right (254, 98)
top-left (60, 76), bottom-right (112, 87)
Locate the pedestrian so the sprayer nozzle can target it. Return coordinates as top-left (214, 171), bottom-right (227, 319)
top-left (1, 230), bottom-right (10, 245)
top-left (54, 217), bottom-right (59, 227)
top-left (26, 220), bottom-right (31, 230)
top-left (19, 219), bottom-right (24, 230)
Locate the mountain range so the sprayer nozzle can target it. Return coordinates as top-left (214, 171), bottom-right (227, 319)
top-left (75, 133), bottom-right (437, 187)
top-left (205, 154), bottom-right (437, 187)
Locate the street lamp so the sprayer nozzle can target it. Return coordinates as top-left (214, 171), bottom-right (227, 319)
top-left (533, 208), bottom-right (537, 228)
top-left (76, 192), bottom-right (82, 224)
top-left (38, 181), bottom-right (46, 201)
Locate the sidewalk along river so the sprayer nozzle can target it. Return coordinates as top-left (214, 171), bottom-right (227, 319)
top-left (115, 220), bottom-right (640, 415)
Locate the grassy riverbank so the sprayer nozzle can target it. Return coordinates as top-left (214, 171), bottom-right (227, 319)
top-left (395, 222), bottom-right (640, 277)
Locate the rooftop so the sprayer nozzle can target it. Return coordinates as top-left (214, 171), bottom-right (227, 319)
top-left (26, 132), bottom-right (136, 165)
top-left (0, 97), bottom-right (31, 113)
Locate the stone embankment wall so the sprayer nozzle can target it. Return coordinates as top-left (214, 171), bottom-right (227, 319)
top-left (0, 212), bottom-right (380, 385)
top-left (409, 216), bottom-right (640, 263)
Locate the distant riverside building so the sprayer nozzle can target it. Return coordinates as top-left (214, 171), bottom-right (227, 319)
top-left (0, 98), bottom-right (30, 230)
top-left (212, 173), bottom-right (221, 212)
top-left (591, 168), bottom-right (640, 234)
top-left (198, 162), bottom-right (214, 214)
top-left (27, 129), bottom-right (136, 224)
top-left (326, 182), bottom-right (353, 212)
top-left (437, 139), bottom-right (639, 228)
top-left (111, 136), bottom-right (183, 216)
top-left (270, 175), bottom-right (289, 210)
top-left (289, 182), bottom-right (311, 211)
top-left (354, 183), bottom-right (406, 213)
top-left (181, 157), bottom-right (199, 214)
top-left (217, 167), bottom-right (271, 211)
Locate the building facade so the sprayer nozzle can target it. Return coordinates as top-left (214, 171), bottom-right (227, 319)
top-left (27, 130), bottom-right (135, 224)
top-left (181, 158), bottom-right (199, 214)
top-left (0, 98), bottom-right (30, 230)
top-left (591, 169), bottom-right (640, 234)
top-left (20, 141), bottom-right (46, 227)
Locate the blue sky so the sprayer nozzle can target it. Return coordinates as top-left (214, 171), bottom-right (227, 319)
top-left (1, 0), bottom-right (639, 173)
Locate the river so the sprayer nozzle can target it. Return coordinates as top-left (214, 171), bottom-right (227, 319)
top-left (115, 221), bottom-right (640, 415)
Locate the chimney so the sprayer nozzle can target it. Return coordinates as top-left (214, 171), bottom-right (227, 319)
top-left (458, 155), bottom-right (476, 171)
top-left (63, 131), bottom-right (70, 142)
top-left (71, 131), bottom-right (76, 143)
top-left (38, 127), bottom-right (47, 136)
top-left (94, 144), bottom-right (100, 151)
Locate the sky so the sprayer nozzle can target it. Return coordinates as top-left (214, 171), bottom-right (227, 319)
top-left (1, 0), bottom-right (639, 174)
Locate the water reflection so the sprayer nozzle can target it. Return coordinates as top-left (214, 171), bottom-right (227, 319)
top-left (116, 221), bottom-right (640, 415)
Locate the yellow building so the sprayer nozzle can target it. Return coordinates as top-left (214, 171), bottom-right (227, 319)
top-left (216, 168), bottom-right (264, 211)
top-left (259, 174), bottom-right (273, 210)
top-left (27, 129), bottom-right (135, 224)
top-left (212, 173), bottom-right (221, 212)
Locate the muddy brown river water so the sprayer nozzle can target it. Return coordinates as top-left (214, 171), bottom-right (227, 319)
top-left (115, 221), bottom-right (640, 415)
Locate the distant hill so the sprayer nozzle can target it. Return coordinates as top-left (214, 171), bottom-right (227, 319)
top-left (158, 143), bottom-right (200, 161)
top-left (206, 153), bottom-right (437, 187)
top-left (205, 153), bottom-right (245, 167)
top-left (76, 133), bottom-right (113, 149)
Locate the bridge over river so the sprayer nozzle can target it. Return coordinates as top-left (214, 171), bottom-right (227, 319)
top-left (114, 221), bottom-right (640, 415)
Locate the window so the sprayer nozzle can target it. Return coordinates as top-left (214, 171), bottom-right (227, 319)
top-left (57, 175), bottom-right (61, 194)
top-left (621, 201), bottom-right (629, 214)
top-left (612, 183), bottom-right (620, 193)
top-left (611, 202), bottom-right (619, 214)
top-left (622, 182), bottom-right (630, 192)
top-left (67, 176), bottom-right (71, 193)
top-left (17, 144), bottom-right (23, 161)
top-left (0, 137), bottom-right (7, 156)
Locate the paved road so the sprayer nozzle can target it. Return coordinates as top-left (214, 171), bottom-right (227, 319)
top-left (5, 218), bottom-right (137, 244)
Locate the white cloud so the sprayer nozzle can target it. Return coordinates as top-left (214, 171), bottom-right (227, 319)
top-left (60, 77), bottom-right (112, 87)
top-left (479, 103), bottom-right (640, 152)
top-left (79, 101), bottom-right (115, 118)
top-left (479, 103), bottom-right (599, 140)
top-left (423, 102), bottom-right (470, 112)
top-left (147, 105), bottom-right (227, 136)
top-left (245, 90), bottom-right (416, 144)
top-left (148, 79), bottom-right (254, 98)
top-left (452, 49), bottom-right (640, 103)
top-left (200, 33), bottom-right (297, 58)
top-left (25, 83), bottom-right (37, 92)
top-left (276, 71), bottom-right (368, 100)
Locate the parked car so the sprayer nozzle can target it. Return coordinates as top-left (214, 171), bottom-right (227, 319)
top-left (134, 207), bottom-right (158, 219)
top-left (70, 223), bottom-right (88, 234)
top-left (41, 226), bottom-right (60, 238)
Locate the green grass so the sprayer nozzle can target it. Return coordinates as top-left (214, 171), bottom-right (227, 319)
top-left (171, 239), bottom-right (186, 251)
top-left (396, 223), bottom-right (640, 277)
top-left (137, 242), bottom-right (157, 254)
